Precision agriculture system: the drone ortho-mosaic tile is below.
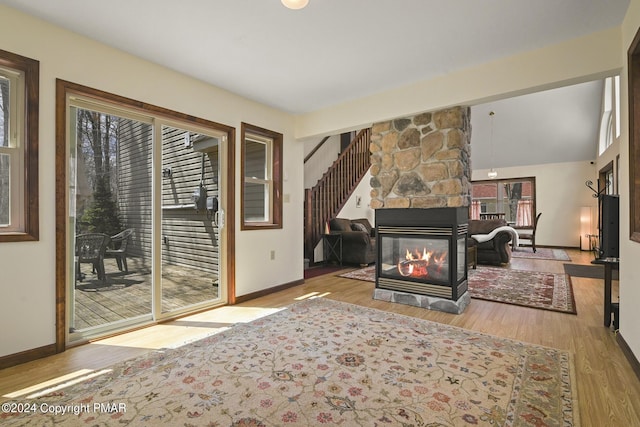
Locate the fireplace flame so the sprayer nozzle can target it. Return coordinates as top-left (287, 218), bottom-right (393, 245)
top-left (397, 247), bottom-right (447, 278)
top-left (405, 248), bottom-right (431, 262)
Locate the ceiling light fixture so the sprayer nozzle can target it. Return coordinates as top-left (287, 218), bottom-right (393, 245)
top-left (487, 111), bottom-right (498, 179)
top-left (281, 0), bottom-right (309, 9)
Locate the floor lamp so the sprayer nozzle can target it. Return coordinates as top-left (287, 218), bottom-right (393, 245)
top-left (580, 206), bottom-right (593, 251)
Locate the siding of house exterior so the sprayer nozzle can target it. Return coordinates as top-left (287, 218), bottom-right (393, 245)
top-left (116, 122), bottom-right (220, 279)
top-left (117, 119), bottom-right (153, 264)
top-left (160, 127), bottom-right (220, 278)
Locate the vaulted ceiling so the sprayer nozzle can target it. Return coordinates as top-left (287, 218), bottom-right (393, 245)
top-left (0, 0), bottom-right (630, 166)
top-left (470, 80), bottom-right (605, 169)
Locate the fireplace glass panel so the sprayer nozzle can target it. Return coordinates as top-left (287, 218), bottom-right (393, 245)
top-left (457, 236), bottom-right (466, 281)
top-left (380, 235), bottom-right (449, 283)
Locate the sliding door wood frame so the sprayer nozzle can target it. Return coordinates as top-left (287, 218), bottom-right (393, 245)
top-left (628, 25), bottom-right (640, 243)
top-left (55, 79), bottom-right (236, 353)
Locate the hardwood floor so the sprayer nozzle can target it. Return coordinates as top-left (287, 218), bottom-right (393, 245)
top-left (1, 249), bottom-right (639, 426)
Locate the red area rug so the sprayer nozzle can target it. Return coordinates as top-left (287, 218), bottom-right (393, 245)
top-left (339, 265), bottom-right (577, 314)
top-left (1, 298), bottom-right (578, 426)
top-left (468, 266), bottom-right (577, 314)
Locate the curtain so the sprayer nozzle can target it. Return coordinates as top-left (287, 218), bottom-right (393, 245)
top-left (471, 200), bottom-right (481, 220)
top-left (516, 200), bottom-right (532, 226)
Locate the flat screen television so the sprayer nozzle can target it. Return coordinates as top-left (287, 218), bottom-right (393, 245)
top-left (600, 195), bottom-right (619, 258)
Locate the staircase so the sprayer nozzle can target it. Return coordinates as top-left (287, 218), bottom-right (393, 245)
top-left (304, 128), bottom-right (371, 263)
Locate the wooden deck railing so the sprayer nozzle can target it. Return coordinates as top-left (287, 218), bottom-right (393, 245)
top-left (304, 128), bottom-right (371, 262)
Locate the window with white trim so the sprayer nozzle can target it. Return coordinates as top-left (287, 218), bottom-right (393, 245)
top-left (0, 50), bottom-right (39, 241)
top-left (614, 75), bottom-right (621, 138)
top-left (598, 77), bottom-right (614, 155)
top-left (241, 123), bottom-right (282, 229)
top-left (598, 75), bottom-right (622, 156)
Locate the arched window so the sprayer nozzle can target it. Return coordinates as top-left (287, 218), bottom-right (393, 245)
top-left (598, 77), bottom-right (614, 155)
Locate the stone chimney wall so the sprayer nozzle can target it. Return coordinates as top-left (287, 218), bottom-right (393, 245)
top-left (369, 106), bottom-right (472, 209)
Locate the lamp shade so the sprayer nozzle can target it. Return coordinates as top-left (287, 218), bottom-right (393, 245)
top-left (580, 206), bottom-right (592, 250)
top-left (281, 0), bottom-right (309, 9)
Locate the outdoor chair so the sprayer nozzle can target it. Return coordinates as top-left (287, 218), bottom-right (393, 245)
top-left (76, 233), bottom-right (111, 282)
top-left (105, 228), bottom-right (134, 272)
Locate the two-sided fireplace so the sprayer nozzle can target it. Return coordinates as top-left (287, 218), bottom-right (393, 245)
top-left (375, 208), bottom-right (469, 303)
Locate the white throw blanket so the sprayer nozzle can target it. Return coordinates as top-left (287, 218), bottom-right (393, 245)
top-left (471, 225), bottom-right (519, 248)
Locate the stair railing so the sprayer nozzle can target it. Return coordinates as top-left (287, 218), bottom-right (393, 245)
top-left (304, 136), bottom-right (330, 164)
top-left (304, 128), bottom-right (371, 262)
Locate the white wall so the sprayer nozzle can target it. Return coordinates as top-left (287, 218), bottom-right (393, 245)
top-left (337, 170), bottom-right (375, 224)
top-left (472, 162), bottom-right (598, 247)
top-left (0, 6), bottom-right (303, 357)
top-left (618, 0), bottom-right (640, 361)
top-left (303, 135), bottom-right (340, 189)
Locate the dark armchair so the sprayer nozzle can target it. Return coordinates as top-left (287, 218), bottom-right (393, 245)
top-left (328, 218), bottom-right (376, 266)
top-left (468, 219), bottom-right (516, 265)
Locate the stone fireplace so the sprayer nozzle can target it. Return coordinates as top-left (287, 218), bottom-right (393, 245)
top-left (370, 107), bottom-right (472, 314)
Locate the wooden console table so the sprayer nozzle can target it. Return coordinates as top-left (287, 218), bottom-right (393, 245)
top-left (591, 257), bottom-right (620, 328)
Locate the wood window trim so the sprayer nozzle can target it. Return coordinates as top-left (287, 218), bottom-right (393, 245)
top-left (0, 49), bottom-right (39, 242)
top-left (55, 79), bottom-right (237, 354)
top-left (629, 25), bottom-right (640, 243)
top-left (240, 122), bottom-right (283, 230)
top-left (599, 160), bottom-right (615, 195)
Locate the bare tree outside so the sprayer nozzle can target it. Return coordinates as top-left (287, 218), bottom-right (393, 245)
top-left (75, 109), bottom-right (122, 236)
top-left (505, 182), bottom-right (522, 223)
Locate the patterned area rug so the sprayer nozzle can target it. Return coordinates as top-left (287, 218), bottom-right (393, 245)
top-left (338, 265), bottom-right (376, 282)
top-left (339, 266), bottom-right (577, 314)
top-left (1, 298), bottom-right (578, 426)
top-left (468, 266), bottom-right (577, 314)
top-left (512, 247), bottom-right (571, 261)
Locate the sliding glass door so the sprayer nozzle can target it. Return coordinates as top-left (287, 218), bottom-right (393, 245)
top-left (160, 124), bottom-right (226, 315)
top-left (65, 96), bottom-right (228, 344)
top-left (68, 106), bottom-right (154, 340)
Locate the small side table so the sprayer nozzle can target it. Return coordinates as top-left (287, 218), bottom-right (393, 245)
top-left (323, 233), bottom-right (343, 266)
